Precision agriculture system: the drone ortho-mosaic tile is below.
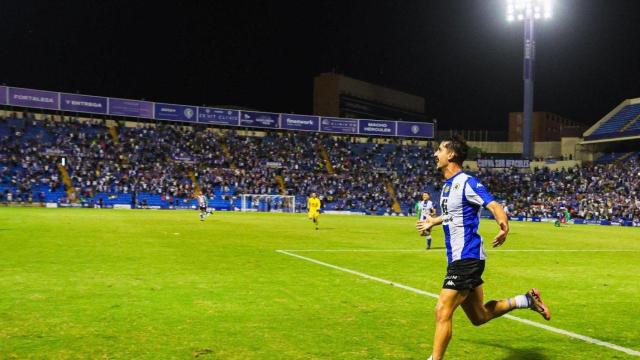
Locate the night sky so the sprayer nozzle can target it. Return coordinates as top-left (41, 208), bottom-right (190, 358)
top-left (2, 0), bottom-right (639, 130)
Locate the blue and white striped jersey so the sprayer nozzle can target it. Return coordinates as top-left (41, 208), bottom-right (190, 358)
top-left (419, 200), bottom-right (435, 221)
top-left (197, 195), bottom-right (207, 208)
top-left (440, 171), bottom-right (495, 264)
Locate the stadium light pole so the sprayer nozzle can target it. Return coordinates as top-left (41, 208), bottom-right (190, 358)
top-left (507, 0), bottom-right (553, 160)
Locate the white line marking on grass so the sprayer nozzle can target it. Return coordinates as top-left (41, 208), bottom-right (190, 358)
top-left (279, 249), bottom-right (640, 253)
top-left (276, 250), bottom-right (640, 357)
top-left (276, 249), bottom-right (440, 298)
top-left (501, 315), bottom-right (640, 357)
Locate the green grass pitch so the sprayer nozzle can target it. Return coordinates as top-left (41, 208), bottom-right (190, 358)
top-left (0, 208), bottom-right (639, 359)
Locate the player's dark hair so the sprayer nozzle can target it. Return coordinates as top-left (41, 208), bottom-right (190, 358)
top-left (442, 135), bottom-right (469, 165)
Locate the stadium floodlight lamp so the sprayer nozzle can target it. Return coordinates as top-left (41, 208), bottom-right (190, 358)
top-left (506, 0), bottom-right (553, 22)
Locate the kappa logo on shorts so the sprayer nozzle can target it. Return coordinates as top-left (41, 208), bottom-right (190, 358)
top-left (446, 280), bottom-right (455, 286)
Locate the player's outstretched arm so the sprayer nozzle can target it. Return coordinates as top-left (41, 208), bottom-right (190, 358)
top-left (486, 201), bottom-right (509, 247)
top-left (416, 216), bottom-right (442, 235)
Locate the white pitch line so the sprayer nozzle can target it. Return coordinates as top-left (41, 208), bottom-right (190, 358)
top-left (279, 249), bottom-right (640, 253)
top-left (276, 250), bottom-right (640, 357)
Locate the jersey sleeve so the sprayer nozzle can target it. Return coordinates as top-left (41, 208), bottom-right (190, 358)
top-left (464, 177), bottom-right (494, 207)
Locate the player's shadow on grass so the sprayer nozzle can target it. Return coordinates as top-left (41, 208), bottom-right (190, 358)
top-left (468, 340), bottom-right (549, 360)
top-left (426, 246), bottom-right (446, 250)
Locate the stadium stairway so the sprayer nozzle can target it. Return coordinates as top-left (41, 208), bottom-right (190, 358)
top-left (595, 152), bottom-right (635, 163)
top-left (188, 170), bottom-right (202, 195)
top-left (57, 163), bottom-right (77, 202)
top-left (220, 142), bottom-right (236, 169)
top-left (619, 113), bottom-right (640, 133)
top-left (107, 125), bottom-right (119, 144)
top-left (384, 180), bottom-right (402, 213)
top-left (275, 175), bottom-right (287, 195)
top-left (317, 141), bottom-right (335, 174)
top-left (616, 152), bottom-right (636, 162)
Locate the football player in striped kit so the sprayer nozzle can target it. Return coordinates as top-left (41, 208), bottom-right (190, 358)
top-left (417, 136), bottom-right (550, 360)
top-left (196, 192), bottom-right (213, 221)
top-left (417, 191), bottom-right (437, 249)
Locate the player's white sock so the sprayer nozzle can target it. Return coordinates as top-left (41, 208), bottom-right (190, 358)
top-left (427, 356), bottom-right (433, 360)
top-left (510, 294), bottom-right (530, 309)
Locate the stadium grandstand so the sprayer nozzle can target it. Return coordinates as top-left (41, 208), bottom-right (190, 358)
top-left (583, 98), bottom-right (640, 142)
top-left (0, 82), bottom-right (437, 216)
top-left (1, 87), bottom-right (639, 226)
top-left (580, 97), bottom-right (640, 165)
top-left (0, 113), bottom-right (438, 215)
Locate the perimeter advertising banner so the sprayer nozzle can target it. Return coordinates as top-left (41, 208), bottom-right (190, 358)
top-left (477, 159), bottom-right (530, 168)
top-left (358, 119), bottom-right (396, 136)
top-left (155, 103), bottom-right (197, 122)
top-left (60, 93), bottom-right (108, 114)
top-left (108, 98), bottom-right (154, 118)
top-left (198, 107), bottom-right (239, 126)
top-left (8, 87), bottom-right (59, 110)
top-left (320, 117), bottom-right (358, 134)
top-left (239, 111), bottom-right (279, 129)
top-left (396, 121), bottom-right (434, 138)
top-left (0, 85), bottom-right (434, 138)
top-left (280, 114), bottom-right (320, 132)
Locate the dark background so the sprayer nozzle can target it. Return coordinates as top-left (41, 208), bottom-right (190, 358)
top-left (1, 0), bottom-right (639, 130)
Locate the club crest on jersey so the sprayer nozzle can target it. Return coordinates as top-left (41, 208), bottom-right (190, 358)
top-left (454, 183), bottom-right (460, 191)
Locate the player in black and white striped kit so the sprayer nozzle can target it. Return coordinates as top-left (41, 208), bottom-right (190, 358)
top-left (418, 192), bottom-right (437, 249)
top-left (196, 193), bottom-right (213, 221)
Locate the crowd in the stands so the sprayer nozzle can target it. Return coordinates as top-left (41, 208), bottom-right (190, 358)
top-left (477, 161), bottom-right (640, 223)
top-left (0, 115), bottom-right (435, 213)
top-left (1, 114), bottom-right (639, 222)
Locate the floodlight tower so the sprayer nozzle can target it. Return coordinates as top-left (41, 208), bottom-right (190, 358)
top-left (507, 0), bottom-right (553, 159)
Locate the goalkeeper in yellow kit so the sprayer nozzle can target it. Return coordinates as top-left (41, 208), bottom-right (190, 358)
top-left (307, 192), bottom-right (321, 230)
